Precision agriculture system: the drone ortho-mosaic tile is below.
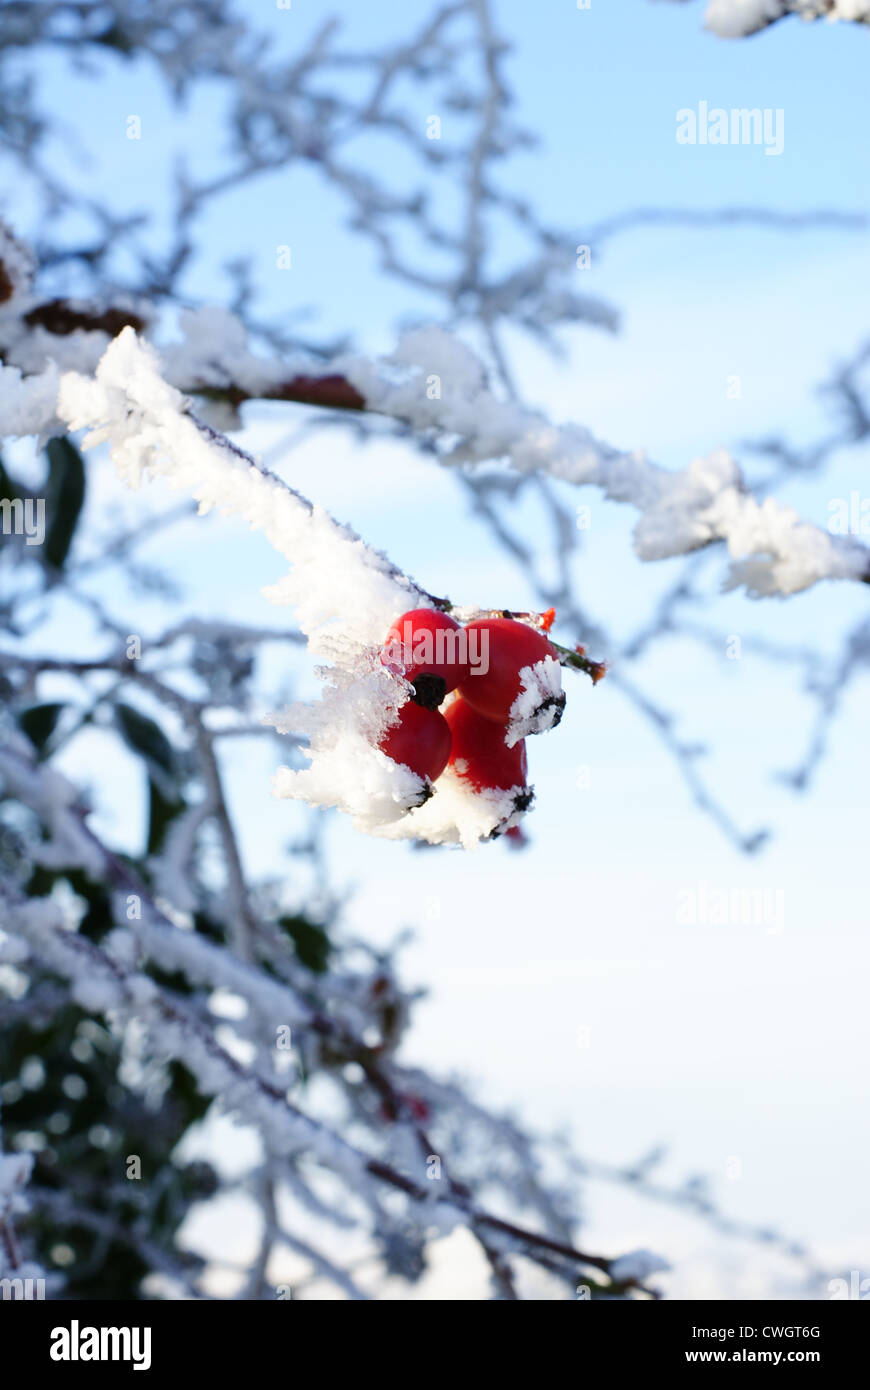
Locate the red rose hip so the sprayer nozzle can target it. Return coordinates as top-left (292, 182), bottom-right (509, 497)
top-left (378, 699), bottom-right (451, 784)
top-left (458, 616), bottom-right (565, 736)
top-left (383, 608), bottom-right (471, 709)
top-left (444, 696), bottom-right (530, 799)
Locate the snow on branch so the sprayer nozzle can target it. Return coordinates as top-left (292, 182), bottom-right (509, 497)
top-left (660, 0), bottom-right (870, 37)
top-left (0, 1136), bottom-right (38, 1283)
top-left (710, 0), bottom-right (870, 36)
top-left (0, 728), bottom-right (370, 1047)
top-left (1, 885), bottom-right (382, 1186)
top-left (137, 312), bottom-right (870, 595)
top-left (3, 215), bottom-right (867, 601)
top-left (149, 314), bottom-right (869, 599)
top-left (0, 735), bottom-right (105, 879)
top-left (340, 327), bottom-right (870, 598)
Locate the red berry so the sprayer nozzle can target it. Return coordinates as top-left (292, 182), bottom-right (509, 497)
top-left (383, 608), bottom-right (471, 709)
top-left (458, 616), bottom-right (565, 733)
top-left (444, 696), bottom-right (529, 794)
top-left (504, 824), bottom-right (529, 849)
top-left (378, 700), bottom-right (451, 784)
top-left (405, 1095), bottom-right (431, 1122)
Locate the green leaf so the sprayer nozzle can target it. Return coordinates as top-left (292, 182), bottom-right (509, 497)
top-left (115, 703), bottom-right (176, 780)
top-left (43, 436), bottom-right (86, 571)
top-left (279, 914), bottom-right (332, 973)
top-left (112, 699), bottom-right (186, 854)
top-left (18, 702), bottom-right (64, 753)
top-left (147, 776), bottom-right (185, 856)
top-left (94, 23), bottom-right (134, 55)
top-left (66, 869), bottom-right (114, 941)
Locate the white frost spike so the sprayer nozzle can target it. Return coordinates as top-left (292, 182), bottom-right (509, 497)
top-left (372, 766), bottom-right (530, 849)
top-left (268, 662), bottom-right (429, 828)
top-left (506, 656), bottom-right (564, 746)
top-left (703, 0), bottom-right (870, 39)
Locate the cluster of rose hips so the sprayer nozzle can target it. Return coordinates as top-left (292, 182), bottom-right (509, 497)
top-left (376, 606), bottom-right (565, 828)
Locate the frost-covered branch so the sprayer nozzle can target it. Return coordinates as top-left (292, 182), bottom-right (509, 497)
top-left (0, 1140), bottom-right (31, 1278)
top-left (4, 225), bottom-right (865, 603)
top-left (285, 327), bottom-right (870, 598)
top-left (660, 0), bottom-right (870, 37)
top-left (0, 817), bottom-right (654, 1299)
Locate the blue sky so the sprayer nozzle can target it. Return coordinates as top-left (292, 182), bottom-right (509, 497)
top-left (8, 0), bottom-right (870, 1294)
